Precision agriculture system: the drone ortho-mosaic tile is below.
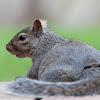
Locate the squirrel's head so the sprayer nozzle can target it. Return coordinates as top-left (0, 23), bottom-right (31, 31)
top-left (6, 19), bottom-right (47, 58)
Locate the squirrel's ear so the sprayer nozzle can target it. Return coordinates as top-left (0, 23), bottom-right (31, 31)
top-left (32, 19), bottom-right (42, 37)
top-left (32, 19), bottom-right (47, 37)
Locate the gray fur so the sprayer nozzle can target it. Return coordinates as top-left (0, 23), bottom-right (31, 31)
top-left (1, 77), bottom-right (100, 98)
top-left (27, 28), bottom-right (66, 79)
top-left (4, 20), bottom-right (100, 97)
top-left (27, 28), bottom-right (100, 82)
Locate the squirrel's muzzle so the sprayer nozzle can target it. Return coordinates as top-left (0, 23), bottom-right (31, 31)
top-left (6, 44), bottom-right (12, 52)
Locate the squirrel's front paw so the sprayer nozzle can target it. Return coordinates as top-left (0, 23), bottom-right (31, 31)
top-left (14, 75), bottom-right (24, 81)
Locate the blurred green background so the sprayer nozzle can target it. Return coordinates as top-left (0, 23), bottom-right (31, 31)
top-left (0, 0), bottom-right (100, 81)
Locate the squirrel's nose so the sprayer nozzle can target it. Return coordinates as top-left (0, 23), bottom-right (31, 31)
top-left (6, 44), bottom-right (12, 52)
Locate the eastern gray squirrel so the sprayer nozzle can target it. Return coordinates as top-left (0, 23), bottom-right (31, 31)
top-left (1, 19), bottom-right (100, 98)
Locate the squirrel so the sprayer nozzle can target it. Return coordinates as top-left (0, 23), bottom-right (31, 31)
top-left (1, 19), bottom-right (100, 98)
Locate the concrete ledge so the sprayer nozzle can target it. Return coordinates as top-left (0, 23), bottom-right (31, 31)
top-left (0, 82), bottom-right (100, 100)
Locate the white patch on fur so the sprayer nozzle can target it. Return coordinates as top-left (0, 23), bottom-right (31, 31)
top-left (39, 19), bottom-right (47, 28)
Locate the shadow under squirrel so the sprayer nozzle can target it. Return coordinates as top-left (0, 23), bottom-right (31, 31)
top-left (1, 19), bottom-right (100, 98)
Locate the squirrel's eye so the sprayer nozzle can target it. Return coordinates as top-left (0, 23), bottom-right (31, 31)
top-left (19, 35), bottom-right (27, 41)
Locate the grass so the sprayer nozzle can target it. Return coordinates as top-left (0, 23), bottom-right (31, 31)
top-left (0, 25), bottom-right (100, 81)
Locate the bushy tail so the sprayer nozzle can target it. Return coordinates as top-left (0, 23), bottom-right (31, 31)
top-left (0, 77), bottom-right (100, 98)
